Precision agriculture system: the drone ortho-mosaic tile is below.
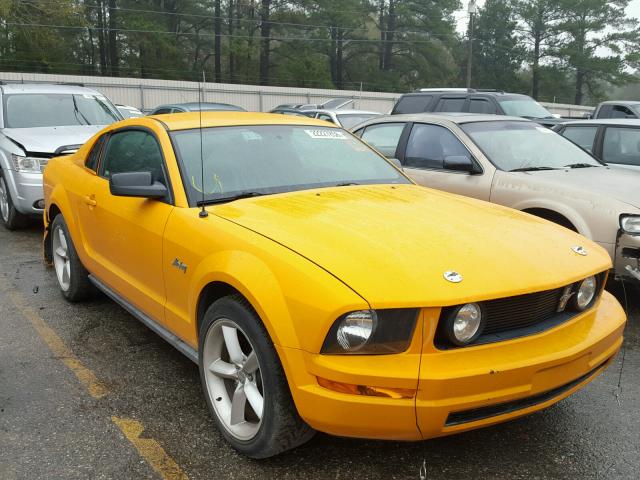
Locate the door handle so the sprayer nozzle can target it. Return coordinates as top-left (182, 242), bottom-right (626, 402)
top-left (83, 195), bottom-right (97, 207)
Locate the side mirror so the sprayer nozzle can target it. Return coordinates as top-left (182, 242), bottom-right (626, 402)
top-left (110, 171), bottom-right (168, 199)
top-left (388, 158), bottom-right (403, 169)
top-left (443, 155), bottom-right (480, 174)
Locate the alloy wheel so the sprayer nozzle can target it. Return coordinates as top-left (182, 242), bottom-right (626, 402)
top-left (203, 319), bottom-right (264, 441)
top-left (0, 177), bottom-right (9, 222)
top-left (52, 225), bottom-right (71, 291)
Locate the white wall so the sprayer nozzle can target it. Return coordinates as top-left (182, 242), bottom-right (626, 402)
top-left (0, 71), bottom-right (594, 116)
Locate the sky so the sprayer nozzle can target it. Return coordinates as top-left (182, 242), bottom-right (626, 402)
top-left (454, 0), bottom-right (640, 33)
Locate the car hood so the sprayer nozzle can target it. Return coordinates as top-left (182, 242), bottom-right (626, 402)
top-left (514, 166), bottom-right (640, 208)
top-left (212, 184), bottom-right (610, 307)
top-left (1, 125), bottom-right (104, 154)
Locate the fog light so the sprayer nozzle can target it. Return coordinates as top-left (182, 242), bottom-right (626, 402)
top-left (336, 310), bottom-right (376, 352)
top-left (443, 303), bottom-right (484, 346)
top-left (573, 276), bottom-right (597, 311)
top-left (33, 199), bottom-right (45, 209)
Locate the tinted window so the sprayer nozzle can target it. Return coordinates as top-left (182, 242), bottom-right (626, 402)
top-left (436, 97), bottom-right (466, 112)
top-left (610, 105), bottom-right (636, 119)
top-left (561, 126), bottom-right (598, 152)
top-left (171, 125), bottom-right (409, 205)
top-left (153, 108), bottom-right (172, 115)
top-left (360, 123), bottom-right (405, 157)
top-left (405, 124), bottom-right (471, 169)
top-left (392, 95), bottom-right (432, 114)
top-left (602, 127), bottom-right (640, 166)
top-left (100, 130), bottom-right (167, 185)
top-left (468, 99), bottom-right (496, 114)
top-left (497, 97), bottom-right (553, 119)
top-left (85, 135), bottom-right (107, 172)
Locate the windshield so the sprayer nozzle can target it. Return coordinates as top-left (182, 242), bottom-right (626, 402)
top-left (337, 113), bottom-right (379, 129)
top-left (461, 121), bottom-right (602, 171)
top-left (4, 93), bottom-right (121, 128)
top-left (171, 125), bottom-right (409, 204)
top-left (497, 96), bottom-right (553, 119)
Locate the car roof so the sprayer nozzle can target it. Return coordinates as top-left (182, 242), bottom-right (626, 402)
top-left (597, 100), bottom-right (640, 106)
top-left (154, 102), bottom-right (244, 111)
top-left (148, 111), bottom-right (338, 131)
top-left (0, 83), bottom-right (102, 95)
top-left (560, 118), bottom-right (640, 127)
top-left (355, 112), bottom-right (529, 127)
top-left (310, 109), bottom-right (380, 115)
top-left (402, 90), bottom-right (526, 98)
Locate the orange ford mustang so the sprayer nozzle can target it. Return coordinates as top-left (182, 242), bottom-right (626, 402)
top-left (42, 112), bottom-right (625, 458)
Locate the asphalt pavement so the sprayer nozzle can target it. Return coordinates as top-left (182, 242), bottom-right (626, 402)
top-left (1, 223), bottom-right (639, 480)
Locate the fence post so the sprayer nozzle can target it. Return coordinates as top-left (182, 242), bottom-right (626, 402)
top-left (258, 90), bottom-right (263, 112)
top-left (139, 84), bottom-right (145, 111)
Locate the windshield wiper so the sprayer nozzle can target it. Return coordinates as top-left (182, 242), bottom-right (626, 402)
top-left (333, 182), bottom-right (361, 186)
top-left (197, 191), bottom-right (265, 206)
top-left (509, 166), bottom-right (559, 172)
top-left (563, 163), bottom-right (599, 169)
top-left (71, 95), bottom-right (91, 125)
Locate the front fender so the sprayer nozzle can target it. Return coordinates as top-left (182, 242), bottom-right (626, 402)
top-left (509, 197), bottom-right (592, 238)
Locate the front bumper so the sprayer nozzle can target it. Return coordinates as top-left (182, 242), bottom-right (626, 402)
top-left (3, 169), bottom-right (44, 216)
top-left (279, 291), bottom-right (625, 440)
top-left (614, 229), bottom-right (640, 281)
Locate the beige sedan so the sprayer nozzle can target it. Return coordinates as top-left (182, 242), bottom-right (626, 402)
top-left (353, 113), bottom-right (640, 282)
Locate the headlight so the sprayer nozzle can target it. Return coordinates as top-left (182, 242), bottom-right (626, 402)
top-left (440, 303), bottom-right (484, 346)
top-left (11, 154), bottom-right (48, 173)
top-left (620, 215), bottom-right (640, 235)
top-left (321, 309), bottom-right (418, 354)
top-left (571, 276), bottom-right (597, 311)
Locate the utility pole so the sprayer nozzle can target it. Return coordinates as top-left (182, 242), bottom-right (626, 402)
top-left (466, 0), bottom-right (477, 89)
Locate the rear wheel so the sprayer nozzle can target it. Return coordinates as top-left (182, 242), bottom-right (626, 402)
top-left (0, 170), bottom-right (29, 230)
top-left (199, 295), bottom-right (314, 458)
top-left (51, 215), bottom-right (94, 301)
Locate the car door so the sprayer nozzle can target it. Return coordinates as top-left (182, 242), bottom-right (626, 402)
top-left (398, 122), bottom-right (493, 200)
top-left (599, 126), bottom-right (640, 170)
top-left (75, 127), bottom-right (174, 322)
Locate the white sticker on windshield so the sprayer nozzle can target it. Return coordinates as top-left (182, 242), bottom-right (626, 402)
top-left (241, 130), bottom-right (262, 141)
top-left (536, 126), bottom-right (553, 133)
top-left (304, 129), bottom-right (347, 139)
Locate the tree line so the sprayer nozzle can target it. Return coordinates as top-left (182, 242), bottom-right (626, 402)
top-left (0, 0), bottom-right (638, 105)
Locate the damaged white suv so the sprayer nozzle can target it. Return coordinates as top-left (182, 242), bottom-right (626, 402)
top-left (0, 83), bottom-right (121, 229)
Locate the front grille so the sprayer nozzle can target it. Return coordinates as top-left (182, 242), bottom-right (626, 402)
top-left (482, 287), bottom-right (564, 335)
top-left (445, 358), bottom-right (611, 426)
top-left (435, 272), bottom-right (606, 349)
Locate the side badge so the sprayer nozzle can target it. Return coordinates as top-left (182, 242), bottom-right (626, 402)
top-left (172, 258), bottom-right (188, 273)
top-left (444, 271), bottom-right (463, 283)
top-left (571, 246), bottom-right (588, 256)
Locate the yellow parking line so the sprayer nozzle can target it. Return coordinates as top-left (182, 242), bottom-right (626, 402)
top-left (112, 417), bottom-right (189, 480)
top-left (4, 286), bottom-right (109, 399)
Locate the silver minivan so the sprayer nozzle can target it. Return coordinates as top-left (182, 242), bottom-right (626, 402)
top-left (0, 83), bottom-right (122, 229)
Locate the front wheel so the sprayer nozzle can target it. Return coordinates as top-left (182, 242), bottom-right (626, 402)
top-left (50, 215), bottom-right (94, 301)
top-left (199, 295), bottom-right (314, 458)
top-left (0, 170), bottom-right (29, 230)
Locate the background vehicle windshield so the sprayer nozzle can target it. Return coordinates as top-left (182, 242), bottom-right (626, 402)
top-left (461, 121), bottom-right (602, 171)
top-left (171, 125), bottom-right (409, 204)
top-left (4, 93), bottom-right (121, 128)
top-left (497, 97), bottom-right (553, 119)
top-left (337, 113), bottom-right (379, 129)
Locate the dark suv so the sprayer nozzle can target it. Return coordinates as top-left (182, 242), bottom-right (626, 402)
top-left (391, 88), bottom-right (562, 127)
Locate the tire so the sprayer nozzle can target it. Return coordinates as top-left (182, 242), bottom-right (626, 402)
top-left (50, 214), bottom-right (94, 302)
top-left (198, 295), bottom-right (314, 458)
top-left (0, 169), bottom-right (29, 230)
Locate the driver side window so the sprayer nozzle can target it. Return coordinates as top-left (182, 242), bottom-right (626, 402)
top-left (99, 130), bottom-right (167, 186)
top-left (405, 123), bottom-right (471, 170)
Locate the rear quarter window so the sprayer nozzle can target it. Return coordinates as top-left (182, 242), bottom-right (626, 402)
top-left (392, 95), bottom-right (433, 114)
